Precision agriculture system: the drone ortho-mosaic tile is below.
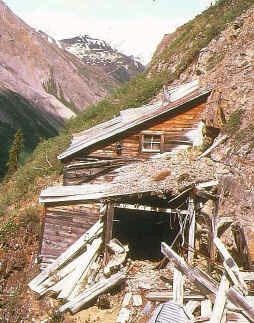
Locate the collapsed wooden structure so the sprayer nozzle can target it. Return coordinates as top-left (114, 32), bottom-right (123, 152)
top-left (29, 80), bottom-right (254, 321)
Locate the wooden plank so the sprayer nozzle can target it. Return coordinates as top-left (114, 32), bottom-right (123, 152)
top-left (58, 271), bottom-right (126, 314)
top-left (173, 267), bottom-right (184, 305)
top-left (146, 292), bottom-right (205, 302)
top-left (209, 274), bottom-right (230, 323)
top-left (201, 299), bottom-right (212, 317)
top-left (214, 237), bottom-right (248, 295)
top-left (161, 242), bottom-right (254, 322)
top-left (29, 221), bottom-right (103, 293)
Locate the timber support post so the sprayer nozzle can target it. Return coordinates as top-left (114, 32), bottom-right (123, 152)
top-left (104, 202), bottom-right (114, 264)
top-left (188, 194), bottom-right (196, 264)
top-left (208, 199), bottom-right (218, 272)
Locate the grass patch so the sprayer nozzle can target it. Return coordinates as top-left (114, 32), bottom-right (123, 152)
top-left (0, 216), bottom-right (18, 242)
top-left (222, 109), bottom-right (243, 135)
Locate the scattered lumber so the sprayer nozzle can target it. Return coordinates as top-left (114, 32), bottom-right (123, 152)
top-left (29, 221), bottom-right (103, 293)
top-left (161, 242), bottom-right (254, 322)
top-left (58, 271), bottom-right (126, 314)
top-left (58, 237), bottom-right (102, 300)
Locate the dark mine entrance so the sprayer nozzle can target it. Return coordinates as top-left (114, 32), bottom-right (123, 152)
top-left (112, 207), bottom-right (180, 260)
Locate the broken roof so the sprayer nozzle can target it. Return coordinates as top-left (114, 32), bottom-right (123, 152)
top-left (40, 150), bottom-right (228, 204)
top-left (58, 80), bottom-right (212, 160)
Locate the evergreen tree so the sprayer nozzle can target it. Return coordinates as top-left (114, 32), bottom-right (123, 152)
top-left (6, 129), bottom-right (24, 178)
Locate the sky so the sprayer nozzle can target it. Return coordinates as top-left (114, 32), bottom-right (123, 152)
top-left (4, 0), bottom-right (213, 64)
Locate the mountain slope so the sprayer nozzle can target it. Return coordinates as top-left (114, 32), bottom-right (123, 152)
top-left (0, 1), bottom-right (121, 176)
top-left (61, 34), bottom-right (144, 83)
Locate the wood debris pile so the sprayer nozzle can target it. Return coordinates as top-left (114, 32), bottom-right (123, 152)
top-left (28, 219), bottom-right (254, 322)
top-left (28, 221), bottom-right (127, 314)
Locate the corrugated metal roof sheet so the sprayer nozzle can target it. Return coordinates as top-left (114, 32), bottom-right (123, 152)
top-left (58, 81), bottom-right (211, 160)
top-left (149, 302), bottom-right (190, 323)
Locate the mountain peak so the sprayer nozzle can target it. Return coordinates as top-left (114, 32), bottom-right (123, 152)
top-left (61, 34), bottom-right (144, 83)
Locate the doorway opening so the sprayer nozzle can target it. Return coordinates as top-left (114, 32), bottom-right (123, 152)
top-left (112, 207), bottom-right (180, 260)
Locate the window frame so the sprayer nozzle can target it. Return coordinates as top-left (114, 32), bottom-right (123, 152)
top-left (140, 133), bottom-right (163, 153)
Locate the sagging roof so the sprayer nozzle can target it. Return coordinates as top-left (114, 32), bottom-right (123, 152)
top-left (58, 80), bottom-right (212, 160)
top-left (40, 150), bottom-right (228, 204)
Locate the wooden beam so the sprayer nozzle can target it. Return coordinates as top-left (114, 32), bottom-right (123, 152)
top-left (104, 203), bottom-right (114, 264)
top-left (161, 242), bottom-right (254, 322)
top-left (114, 203), bottom-right (189, 215)
top-left (209, 274), bottom-right (230, 323)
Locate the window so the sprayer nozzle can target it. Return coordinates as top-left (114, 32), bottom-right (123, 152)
top-left (142, 134), bottom-right (161, 152)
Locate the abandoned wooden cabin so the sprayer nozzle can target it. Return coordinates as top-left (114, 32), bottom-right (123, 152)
top-left (38, 152), bottom-right (237, 271)
top-left (58, 80), bottom-right (213, 186)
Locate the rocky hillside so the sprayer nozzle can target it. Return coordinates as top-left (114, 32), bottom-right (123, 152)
top-left (0, 0), bottom-right (254, 321)
top-left (150, 0), bottom-right (254, 222)
top-left (61, 35), bottom-right (144, 83)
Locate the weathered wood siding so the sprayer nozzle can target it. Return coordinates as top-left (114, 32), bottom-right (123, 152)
top-left (89, 103), bottom-right (205, 158)
top-left (40, 203), bottom-right (100, 267)
top-left (63, 103), bottom-right (205, 185)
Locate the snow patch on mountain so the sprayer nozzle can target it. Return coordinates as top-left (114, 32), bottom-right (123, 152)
top-left (60, 34), bottom-right (144, 83)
